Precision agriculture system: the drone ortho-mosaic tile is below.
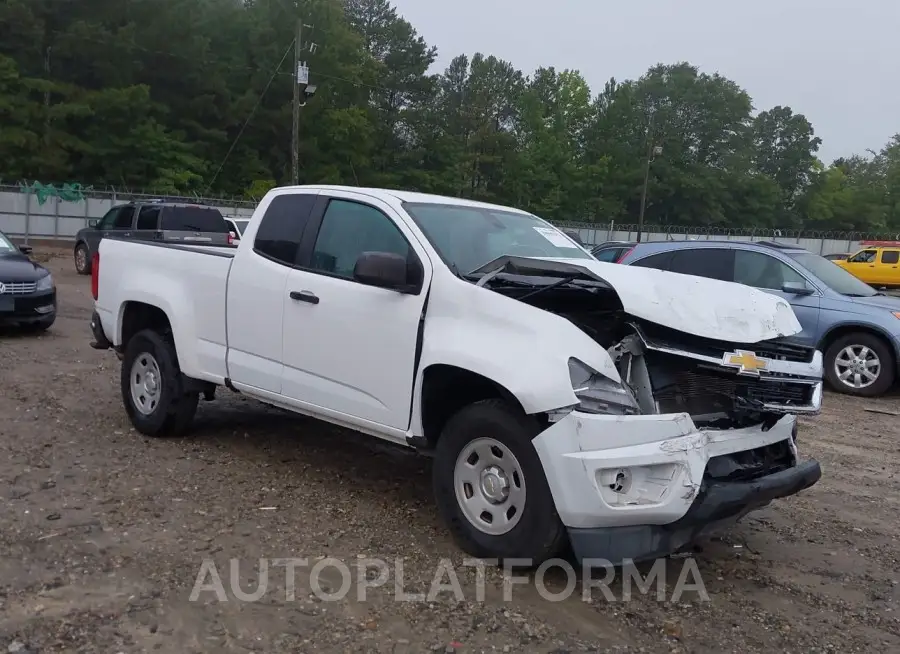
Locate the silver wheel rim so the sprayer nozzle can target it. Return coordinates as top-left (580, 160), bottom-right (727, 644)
top-left (834, 344), bottom-right (881, 390)
top-left (130, 352), bottom-right (162, 415)
top-left (453, 437), bottom-right (526, 535)
top-left (75, 248), bottom-right (86, 271)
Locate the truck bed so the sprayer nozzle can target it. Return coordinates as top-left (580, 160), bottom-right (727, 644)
top-left (95, 237), bottom-right (235, 383)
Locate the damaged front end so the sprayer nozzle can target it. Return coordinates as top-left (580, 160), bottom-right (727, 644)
top-left (606, 320), bottom-right (823, 429)
top-left (477, 257), bottom-right (824, 563)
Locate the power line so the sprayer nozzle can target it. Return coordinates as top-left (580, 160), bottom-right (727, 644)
top-left (205, 40), bottom-right (295, 194)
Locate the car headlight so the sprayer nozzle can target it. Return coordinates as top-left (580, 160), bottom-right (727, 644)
top-left (36, 274), bottom-right (54, 291)
top-left (568, 358), bottom-right (640, 415)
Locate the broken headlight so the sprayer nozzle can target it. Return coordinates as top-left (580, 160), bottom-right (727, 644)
top-left (568, 358), bottom-right (640, 415)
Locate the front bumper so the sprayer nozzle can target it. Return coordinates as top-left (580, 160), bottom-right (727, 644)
top-left (0, 288), bottom-right (56, 325)
top-left (533, 410), bottom-right (821, 563)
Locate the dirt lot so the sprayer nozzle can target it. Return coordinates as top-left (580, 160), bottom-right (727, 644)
top-left (2, 252), bottom-right (900, 654)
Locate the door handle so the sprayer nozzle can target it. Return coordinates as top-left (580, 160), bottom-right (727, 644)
top-left (290, 290), bottom-right (319, 304)
top-left (123, 232), bottom-right (131, 237)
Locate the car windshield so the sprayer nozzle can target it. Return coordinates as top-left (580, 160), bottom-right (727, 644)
top-left (402, 202), bottom-right (592, 274)
top-left (160, 206), bottom-right (229, 232)
top-left (0, 232), bottom-right (15, 252)
top-left (789, 252), bottom-right (878, 297)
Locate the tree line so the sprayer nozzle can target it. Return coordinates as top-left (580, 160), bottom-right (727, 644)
top-left (1, 0), bottom-right (897, 232)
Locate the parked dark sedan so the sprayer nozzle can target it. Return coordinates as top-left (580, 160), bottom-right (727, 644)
top-left (0, 231), bottom-right (56, 331)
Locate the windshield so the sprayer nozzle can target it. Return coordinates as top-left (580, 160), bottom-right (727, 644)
top-left (402, 202), bottom-right (592, 274)
top-left (0, 232), bottom-right (15, 252)
top-left (789, 252), bottom-right (878, 297)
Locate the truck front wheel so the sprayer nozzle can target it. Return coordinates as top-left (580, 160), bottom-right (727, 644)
top-left (432, 399), bottom-right (566, 566)
top-left (121, 329), bottom-right (199, 437)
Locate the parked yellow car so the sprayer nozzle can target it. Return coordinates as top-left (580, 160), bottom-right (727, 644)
top-left (835, 246), bottom-right (900, 287)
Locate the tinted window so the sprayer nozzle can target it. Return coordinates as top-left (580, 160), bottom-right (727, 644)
top-left (881, 250), bottom-right (900, 264)
top-left (311, 199), bottom-right (409, 278)
top-left (97, 208), bottom-right (119, 230)
top-left (593, 248), bottom-right (621, 262)
top-left (160, 206), bottom-right (228, 232)
top-left (113, 206), bottom-right (135, 229)
top-left (630, 251), bottom-right (674, 270)
top-left (668, 249), bottom-right (734, 281)
top-left (136, 206), bottom-right (160, 230)
top-left (254, 194), bottom-right (317, 265)
top-left (234, 220), bottom-right (249, 235)
top-left (848, 249), bottom-right (877, 263)
top-left (733, 250), bottom-right (807, 290)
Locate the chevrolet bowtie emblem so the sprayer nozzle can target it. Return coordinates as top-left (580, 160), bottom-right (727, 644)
top-left (722, 350), bottom-right (768, 375)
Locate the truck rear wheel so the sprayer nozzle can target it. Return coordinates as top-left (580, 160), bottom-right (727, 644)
top-left (432, 399), bottom-right (566, 566)
top-left (121, 329), bottom-right (199, 437)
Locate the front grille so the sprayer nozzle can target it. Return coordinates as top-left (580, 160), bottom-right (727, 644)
top-left (653, 367), bottom-right (813, 415)
top-left (0, 281), bottom-right (37, 295)
top-left (637, 321), bottom-right (814, 363)
top-left (705, 439), bottom-right (794, 481)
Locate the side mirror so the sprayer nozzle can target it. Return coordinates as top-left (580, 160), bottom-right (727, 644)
top-left (782, 281), bottom-right (814, 296)
top-left (19, 245), bottom-right (33, 255)
top-left (353, 251), bottom-right (422, 293)
top-left (88, 219), bottom-right (98, 228)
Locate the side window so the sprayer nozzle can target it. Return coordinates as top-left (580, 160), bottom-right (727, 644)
top-left (253, 193), bottom-right (318, 266)
top-left (112, 206), bottom-right (135, 229)
top-left (881, 250), bottom-right (900, 264)
top-left (96, 208), bottom-right (119, 230)
top-left (630, 251), bottom-right (674, 270)
top-left (593, 248), bottom-right (621, 262)
top-left (136, 206), bottom-right (160, 230)
top-left (734, 251), bottom-right (806, 291)
top-left (668, 249), bottom-right (734, 282)
top-left (310, 199), bottom-right (409, 278)
top-left (849, 249), bottom-right (877, 263)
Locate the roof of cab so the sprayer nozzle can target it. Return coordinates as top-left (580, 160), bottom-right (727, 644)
top-left (276, 185), bottom-right (532, 215)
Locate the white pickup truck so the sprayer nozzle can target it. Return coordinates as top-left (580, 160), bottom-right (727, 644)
top-left (89, 185), bottom-right (823, 565)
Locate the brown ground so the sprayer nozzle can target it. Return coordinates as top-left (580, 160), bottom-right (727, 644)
top-left (2, 251), bottom-right (899, 654)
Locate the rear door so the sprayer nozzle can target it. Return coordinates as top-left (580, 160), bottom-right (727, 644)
top-left (158, 205), bottom-right (231, 244)
top-left (133, 204), bottom-right (162, 242)
top-left (877, 248), bottom-right (900, 286)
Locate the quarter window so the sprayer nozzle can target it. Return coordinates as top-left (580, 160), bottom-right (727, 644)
top-left (310, 200), bottom-right (409, 278)
top-left (253, 193), bottom-right (318, 266)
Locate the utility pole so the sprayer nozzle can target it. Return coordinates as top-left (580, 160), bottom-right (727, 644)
top-left (636, 110), bottom-right (660, 243)
top-left (43, 46), bottom-right (51, 145)
top-left (291, 19), bottom-right (302, 186)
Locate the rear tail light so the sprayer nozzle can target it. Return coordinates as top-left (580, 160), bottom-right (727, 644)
top-left (617, 247), bottom-right (635, 263)
top-left (227, 232), bottom-right (235, 246)
top-left (91, 252), bottom-right (100, 300)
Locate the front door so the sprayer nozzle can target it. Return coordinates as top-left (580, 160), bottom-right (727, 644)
top-left (840, 249), bottom-right (878, 284)
top-left (281, 192), bottom-right (432, 430)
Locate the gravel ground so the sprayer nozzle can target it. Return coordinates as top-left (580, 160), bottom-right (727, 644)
top-left (2, 252), bottom-right (900, 654)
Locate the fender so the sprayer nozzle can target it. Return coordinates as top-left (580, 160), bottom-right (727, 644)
top-left (819, 320), bottom-right (900, 360)
top-left (408, 275), bottom-right (620, 436)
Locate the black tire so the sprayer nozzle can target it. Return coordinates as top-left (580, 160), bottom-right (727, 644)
top-left (824, 331), bottom-right (896, 397)
top-left (121, 329), bottom-right (199, 437)
top-left (74, 243), bottom-right (91, 275)
top-left (432, 399), bottom-right (566, 566)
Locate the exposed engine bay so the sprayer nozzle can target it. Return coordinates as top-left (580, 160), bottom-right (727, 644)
top-left (481, 271), bottom-right (822, 430)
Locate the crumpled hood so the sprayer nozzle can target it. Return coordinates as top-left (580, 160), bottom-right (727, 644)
top-left (473, 255), bottom-right (802, 343)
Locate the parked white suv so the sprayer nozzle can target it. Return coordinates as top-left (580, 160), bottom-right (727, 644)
top-left (88, 185), bottom-right (823, 565)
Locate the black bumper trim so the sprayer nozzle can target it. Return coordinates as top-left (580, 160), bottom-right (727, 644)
top-left (89, 310), bottom-right (113, 350)
top-left (567, 459), bottom-right (822, 565)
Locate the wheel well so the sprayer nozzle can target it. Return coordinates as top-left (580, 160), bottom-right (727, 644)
top-left (74, 241), bottom-right (86, 252)
top-left (420, 364), bottom-right (526, 447)
top-left (121, 302), bottom-right (172, 348)
top-left (819, 326), bottom-right (898, 370)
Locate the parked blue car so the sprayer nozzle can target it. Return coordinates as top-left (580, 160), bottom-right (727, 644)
top-left (613, 240), bottom-right (900, 397)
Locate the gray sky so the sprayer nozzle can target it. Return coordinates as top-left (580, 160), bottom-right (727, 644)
top-left (389, 0), bottom-right (898, 164)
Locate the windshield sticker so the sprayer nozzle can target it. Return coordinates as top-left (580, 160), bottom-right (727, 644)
top-left (533, 226), bottom-right (576, 248)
